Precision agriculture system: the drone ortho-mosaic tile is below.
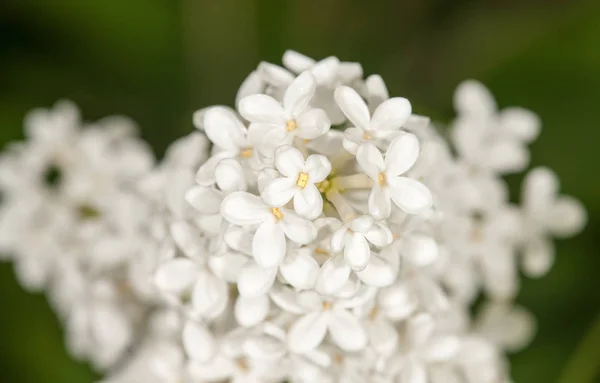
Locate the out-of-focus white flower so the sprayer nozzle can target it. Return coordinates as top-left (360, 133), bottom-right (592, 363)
top-left (519, 167), bottom-right (586, 277)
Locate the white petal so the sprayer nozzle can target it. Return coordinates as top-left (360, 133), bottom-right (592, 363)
top-left (195, 151), bottom-right (233, 186)
top-left (315, 255), bottom-right (351, 295)
top-left (401, 233), bottom-right (438, 267)
top-left (208, 252), bottom-right (248, 282)
top-left (281, 210), bottom-right (317, 245)
top-left (192, 271), bottom-right (228, 318)
top-left (257, 61), bottom-right (295, 87)
top-left (328, 308), bottom-right (367, 351)
top-left (294, 184), bottom-right (323, 219)
top-left (400, 358), bottom-right (427, 383)
top-left (186, 186), bottom-right (222, 214)
top-left (344, 233), bottom-right (371, 271)
top-left (238, 94), bottom-right (285, 124)
top-left (379, 282), bottom-right (418, 320)
top-left (235, 295), bottom-right (270, 327)
top-left (522, 237), bottom-right (554, 278)
top-left (365, 74), bottom-right (389, 107)
top-left (365, 224), bottom-right (393, 248)
top-left (523, 167), bottom-right (558, 212)
top-left (365, 318), bottom-right (398, 355)
top-left (274, 145), bottom-right (305, 178)
top-left (280, 249), bottom-right (320, 290)
top-left (356, 254), bottom-right (397, 287)
top-left (356, 142), bottom-right (385, 181)
top-left (388, 177), bottom-right (432, 214)
top-left (257, 167), bottom-right (279, 194)
top-left (309, 56), bottom-right (340, 85)
top-left (215, 158), bottom-right (247, 193)
top-left (454, 79), bottom-right (496, 117)
top-left (370, 97), bottom-right (412, 131)
top-left (385, 133), bottom-right (420, 176)
top-left (547, 196), bottom-right (587, 237)
top-left (304, 154), bottom-right (331, 183)
top-left (283, 71), bottom-right (316, 117)
top-left (203, 107), bottom-right (247, 151)
top-left (288, 312), bottom-right (329, 353)
top-left (170, 221), bottom-right (203, 258)
top-left (154, 258), bottom-right (197, 294)
top-left (269, 285), bottom-right (305, 314)
top-left (282, 50), bottom-right (315, 73)
top-left (237, 261), bottom-right (277, 298)
top-left (221, 192), bottom-right (268, 226)
top-left (349, 215), bottom-right (375, 233)
top-left (423, 336), bottom-right (461, 362)
top-left (500, 107), bottom-right (541, 142)
top-left (368, 184), bottom-right (391, 220)
top-left (261, 177), bottom-right (297, 207)
top-left (296, 108), bottom-right (331, 140)
top-left (334, 86), bottom-right (370, 129)
top-left (330, 227), bottom-right (347, 253)
top-left (406, 313), bottom-right (435, 348)
top-left (236, 71), bottom-right (264, 108)
top-left (253, 220), bottom-right (286, 268)
top-left (182, 320), bottom-right (216, 362)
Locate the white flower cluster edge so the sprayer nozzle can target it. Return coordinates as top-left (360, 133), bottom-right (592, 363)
top-left (0, 50), bottom-right (587, 383)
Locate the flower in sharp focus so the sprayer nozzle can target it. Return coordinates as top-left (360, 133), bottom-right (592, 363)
top-left (334, 85), bottom-right (412, 154)
top-left (261, 145), bottom-right (331, 219)
top-left (357, 133), bottom-right (433, 219)
top-left (238, 71), bottom-right (331, 154)
top-left (220, 191), bottom-right (317, 268)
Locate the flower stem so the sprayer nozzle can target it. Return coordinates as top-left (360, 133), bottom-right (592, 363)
top-left (330, 150), bottom-right (354, 173)
top-left (325, 188), bottom-right (356, 222)
top-left (331, 174), bottom-right (373, 190)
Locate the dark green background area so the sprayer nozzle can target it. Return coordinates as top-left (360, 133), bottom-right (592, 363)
top-left (1, 1), bottom-right (599, 382)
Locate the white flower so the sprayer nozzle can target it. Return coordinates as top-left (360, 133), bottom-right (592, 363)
top-left (261, 145), bottom-right (331, 219)
top-left (238, 71), bottom-right (331, 155)
top-left (287, 291), bottom-right (368, 353)
top-left (391, 313), bottom-right (461, 383)
top-left (195, 107), bottom-right (263, 186)
top-left (334, 85), bottom-right (412, 154)
top-left (452, 80), bottom-right (541, 174)
top-left (329, 215), bottom-right (393, 271)
top-left (357, 133), bottom-right (432, 218)
top-left (221, 191), bottom-right (317, 268)
top-left (519, 167), bottom-right (586, 277)
top-left (0, 52), bottom-right (587, 383)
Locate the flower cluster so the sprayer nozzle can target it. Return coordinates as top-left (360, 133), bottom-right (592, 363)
top-left (0, 51), bottom-right (586, 383)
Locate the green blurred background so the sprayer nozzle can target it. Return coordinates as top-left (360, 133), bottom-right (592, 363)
top-left (1, 0), bottom-right (599, 382)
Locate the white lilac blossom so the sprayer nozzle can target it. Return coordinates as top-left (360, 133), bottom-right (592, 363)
top-left (0, 52), bottom-right (586, 383)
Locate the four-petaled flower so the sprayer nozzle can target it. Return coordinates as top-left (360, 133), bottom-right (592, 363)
top-left (261, 145), bottom-right (331, 219)
top-left (357, 133), bottom-right (433, 219)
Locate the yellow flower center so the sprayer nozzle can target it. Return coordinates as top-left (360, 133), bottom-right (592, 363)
top-left (236, 358), bottom-right (249, 372)
top-left (286, 119), bottom-right (297, 132)
top-left (322, 301), bottom-right (332, 311)
top-left (378, 172), bottom-right (387, 186)
top-left (363, 132), bottom-right (371, 140)
top-left (314, 247), bottom-right (329, 256)
top-left (368, 306), bottom-right (379, 321)
top-left (317, 179), bottom-right (331, 193)
top-left (240, 147), bottom-right (253, 158)
top-left (296, 172), bottom-right (309, 188)
top-left (271, 207), bottom-right (284, 221)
